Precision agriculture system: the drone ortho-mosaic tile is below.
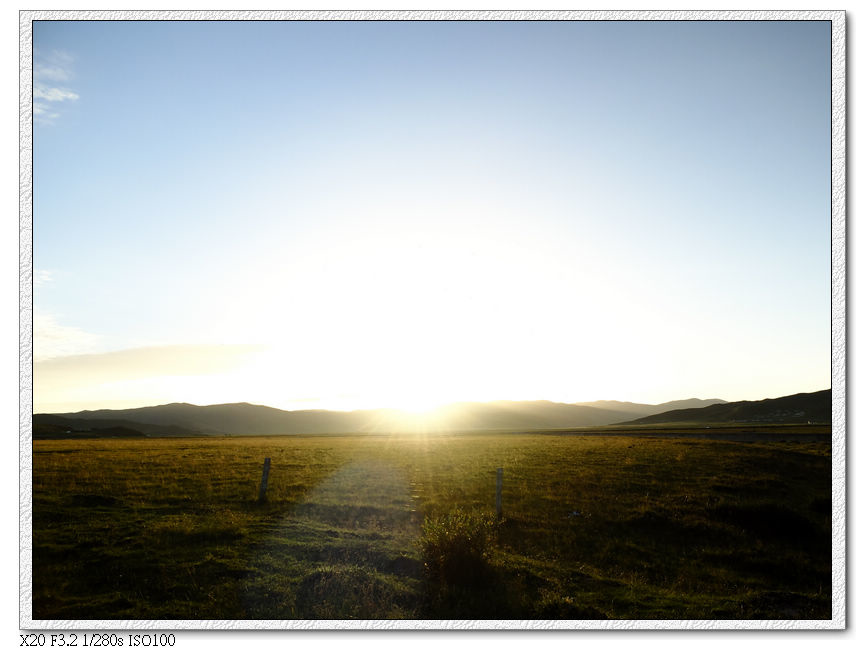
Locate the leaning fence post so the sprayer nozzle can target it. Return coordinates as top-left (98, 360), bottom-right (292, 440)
top-left (258, 457), bottom-right (271, 503)
top-left (496, 467), bottom-right (503, 518)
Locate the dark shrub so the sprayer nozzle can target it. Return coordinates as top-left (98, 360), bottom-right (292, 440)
top-left (711, 502), bottom-right (821, 544)
top-left (420, 509), bottom-right (497, 588)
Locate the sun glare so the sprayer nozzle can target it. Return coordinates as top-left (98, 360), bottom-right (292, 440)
top-left (364, 370), bottom-right (459, 416)
top-left (392, 395), bottom-right (449, 416)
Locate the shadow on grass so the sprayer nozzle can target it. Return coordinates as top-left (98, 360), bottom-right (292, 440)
top-left (240, 460), bottom-right (424, 618)
top-left (710, 502), bottom-right (825, 546)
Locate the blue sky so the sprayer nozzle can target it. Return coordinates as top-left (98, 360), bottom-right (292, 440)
top-left (32, 19), bottom-right (832, 413)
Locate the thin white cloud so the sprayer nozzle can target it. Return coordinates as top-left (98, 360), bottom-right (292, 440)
top-left (34, 269), bottom-right (54, 287)
top-left (35, 344), bottom-right (266, 381)
top-left (34, 344), bottom-right (267, 412)
top-left (33, 49), bottom-right (78, 125)
top-left (34, 107), bottom-right (60, 121)
top-left (33, 104), bottom-right (61, 121)
top-left (34, 86), bottom-right (79, 102)
top-left (34, 311), bottom-right (101, 362)
top-left (34, 52), bottom-right (73, 82)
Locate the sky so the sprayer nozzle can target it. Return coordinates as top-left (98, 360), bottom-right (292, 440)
top-left (31, 19), bottom-right (832, 414)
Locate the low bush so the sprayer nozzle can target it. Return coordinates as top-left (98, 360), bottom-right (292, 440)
top-left (420, 509), bottom-right (497, 588)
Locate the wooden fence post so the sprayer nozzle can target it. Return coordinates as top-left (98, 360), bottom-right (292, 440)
top-left (496, 467), bottom-right (503, 518)
top-left (258, 457), bottom-right (271, 503)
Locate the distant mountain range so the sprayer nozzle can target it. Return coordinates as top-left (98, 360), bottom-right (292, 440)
top-left (32, 390), bottom-right (829, 439)
top-left (34, 399), bottom-right (720, 438)
top-left (618, 389), bottom-right (831, 426)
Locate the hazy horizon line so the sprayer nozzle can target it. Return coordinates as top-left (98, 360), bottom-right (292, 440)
top-left (35, 387), bottom-right (832, 416)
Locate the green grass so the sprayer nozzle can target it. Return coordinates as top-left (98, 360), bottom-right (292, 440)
top-left (31, 429), bottom-right (832, 620)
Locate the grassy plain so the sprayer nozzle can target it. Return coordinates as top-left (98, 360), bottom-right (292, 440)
top-left (31, 427), bottom-right (832, 620)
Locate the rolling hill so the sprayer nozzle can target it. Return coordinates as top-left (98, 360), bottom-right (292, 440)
top-left (575, 398), bottom-right (726, 416)
top-left (32, 413), bottom-right (205, 439)
top-left (617, 389), bottom-right (831, 425)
